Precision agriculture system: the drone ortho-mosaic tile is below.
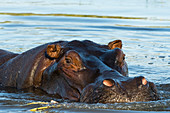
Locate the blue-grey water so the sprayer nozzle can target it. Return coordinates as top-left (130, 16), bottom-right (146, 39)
top-left (0, 0), bottom-right (170, 112)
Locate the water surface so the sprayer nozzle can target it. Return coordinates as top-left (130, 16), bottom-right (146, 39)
top-left (0, 0), bottom-right (170, 112)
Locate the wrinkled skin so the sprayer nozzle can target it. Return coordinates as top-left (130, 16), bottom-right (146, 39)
top-left (0, 40), bottom-right (159, 103)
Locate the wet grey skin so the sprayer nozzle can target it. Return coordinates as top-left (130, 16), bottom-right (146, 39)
top-left (80, 70), bottom-right (159, 103)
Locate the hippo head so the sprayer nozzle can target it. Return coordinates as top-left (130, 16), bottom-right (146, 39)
top-left (41, 40), bottom-right (159, 103)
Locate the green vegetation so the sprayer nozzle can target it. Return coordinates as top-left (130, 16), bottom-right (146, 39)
top-left (0, 12), bottom-right (146, 20)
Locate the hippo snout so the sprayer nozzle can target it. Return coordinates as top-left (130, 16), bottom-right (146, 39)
top-left (80, 71), bottom-right (159, 103)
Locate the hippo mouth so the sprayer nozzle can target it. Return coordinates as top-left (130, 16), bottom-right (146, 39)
top-left (80, 79), bottom-right (159, 103)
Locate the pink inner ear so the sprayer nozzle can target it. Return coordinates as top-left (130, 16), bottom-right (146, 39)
top-left (108, 40), bottom-right (122, 49)
top-left (46, 44), bottom-right (61, 59)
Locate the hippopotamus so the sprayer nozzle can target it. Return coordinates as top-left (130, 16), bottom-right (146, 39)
top-left (0, 40), bottom-right (159, 103)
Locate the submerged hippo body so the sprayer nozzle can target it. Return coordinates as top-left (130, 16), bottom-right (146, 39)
top-left (0, 40), bottom-right (159, 103)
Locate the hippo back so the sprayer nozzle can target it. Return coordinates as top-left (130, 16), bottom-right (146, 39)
top-left (0, 49), bottom-right (18, 66)
top-left (0, 42), bottom-right (63, 89)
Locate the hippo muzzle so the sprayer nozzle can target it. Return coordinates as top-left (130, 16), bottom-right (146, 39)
top-left (80, 70), bottom-right (159, 103)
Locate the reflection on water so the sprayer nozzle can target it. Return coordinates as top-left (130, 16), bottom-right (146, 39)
top-left (0, 0), bottom-right (170, 19)
top-left (0, 0), bottom-right (170, 112)
top-left (0, 85), bottom-right (169, 112)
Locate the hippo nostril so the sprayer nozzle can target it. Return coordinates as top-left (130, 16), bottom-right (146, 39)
top-left (103, 79), bottom-right (115, 87)
top-left (136, 76), bottom-right (148, 87)
top-left (142, 78), bottom-right (147, 85)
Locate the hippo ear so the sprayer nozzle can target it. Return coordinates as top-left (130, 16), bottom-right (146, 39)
top-left (108, 40), bottom-right (122, 49)
top-left (45, 44), bottom-right (61, 60)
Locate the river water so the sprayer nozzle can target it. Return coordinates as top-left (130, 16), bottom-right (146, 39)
top-left (0, 0), bottom-right (170, 112)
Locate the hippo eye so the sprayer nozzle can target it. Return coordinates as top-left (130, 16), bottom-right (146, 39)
top-left (123, 56), bottom-right (125, 60)
top-left (123, 54), bottom-right (125, 60)
top-left (65, 57), bottom-right (72, 64)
